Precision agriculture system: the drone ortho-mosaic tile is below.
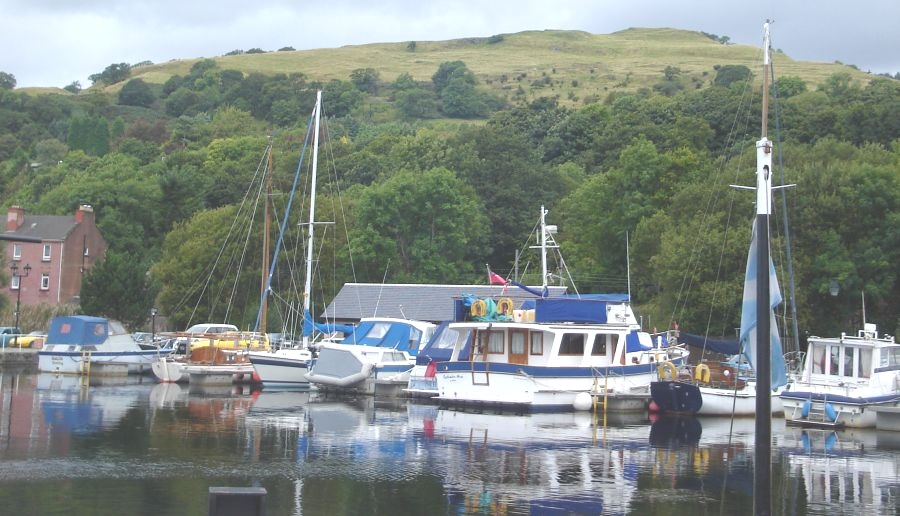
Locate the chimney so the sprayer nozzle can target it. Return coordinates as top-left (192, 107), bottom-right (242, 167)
top-left (6, 205), bottom-right (24, 231)
top-left (75, 204), bottom-right (94, 225)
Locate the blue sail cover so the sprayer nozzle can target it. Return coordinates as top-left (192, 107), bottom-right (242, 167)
top-left (739, 220), bottom-right (788, 388)
top-left (302, 310), bottom-right (354, 338)
top-left (679, 332), bottom-right (741, 356)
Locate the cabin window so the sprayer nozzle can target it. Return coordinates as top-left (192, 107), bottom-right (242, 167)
top-left (559, 333), bottom-right (585, 355)
top-left (364, 322), bottom-right (390, 340)
top-left (485, 331), bottom-right (504, 354)
top-left (12, 244), bottom-right (21, 259)
top-left (42, 244), bottom-right (51, 261)
top-left (843, 347), bottom-right (855, 377)
top-left (829, 345), bottom-right (840, 375)
top-left (590, 334), bottom-right (608, 356)
top-left (811, 345), bottom-right (826, 374)
top-left (433, 328), bottom-right (460, 350)
top-left (857, 348), bottom-right (872, 378)
top-left (40, 273), bottom-right (50, 290)
top-left (880, 347), bottom-right (900, 368)
top-left (530, 332), bottom-right (543, 355)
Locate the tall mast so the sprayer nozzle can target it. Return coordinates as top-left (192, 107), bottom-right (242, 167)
top-left (540, 205), bottom-right (549, 290)
top-left (260, 139), bottom-right (272, 334)
top-left (754, 21), bottom-right (773, 516)
top-left (302, 90), bottom-right (322, 348)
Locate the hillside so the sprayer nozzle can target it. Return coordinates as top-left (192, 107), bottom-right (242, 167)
top-left (98, 28), bottom-right (871, 105)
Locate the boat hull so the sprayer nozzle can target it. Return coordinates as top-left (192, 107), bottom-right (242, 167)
top-left (780, 391), bottom-right (900, 428)
top-left (434, 361), bottom-right (672, 411)
top-left (248, 350), bottom-right (311, 387)
top-left (38, 349), bottom-right (163, 375)
top-left (650, 380), bottom-right (784, 416)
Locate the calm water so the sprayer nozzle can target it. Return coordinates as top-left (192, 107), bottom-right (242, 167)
top-left (1, 371), bottom-right (898, 516)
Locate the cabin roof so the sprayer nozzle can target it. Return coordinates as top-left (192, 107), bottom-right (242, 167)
top-left (321, 283), bottom-right (568, 323)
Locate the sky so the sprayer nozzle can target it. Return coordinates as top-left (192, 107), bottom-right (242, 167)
top-left (2, 0), bottom-right (898, 88)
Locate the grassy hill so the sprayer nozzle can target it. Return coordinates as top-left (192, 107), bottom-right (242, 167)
top-left (108, 28), bottom-right (871, 106)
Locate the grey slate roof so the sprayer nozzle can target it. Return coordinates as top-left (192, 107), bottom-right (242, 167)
top-left (321, 282), bottom-right (569, 323)
top-left (5, 215), bottom-right (77, 241)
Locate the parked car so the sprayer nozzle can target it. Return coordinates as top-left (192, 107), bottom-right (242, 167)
top-left (0, 328), bottom-right (45, 348)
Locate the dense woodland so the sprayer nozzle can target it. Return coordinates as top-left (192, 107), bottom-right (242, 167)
top-left (0, 36), bottom-right (897, 346)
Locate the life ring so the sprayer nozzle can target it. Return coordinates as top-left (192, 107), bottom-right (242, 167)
top-left (694, 363), bottom-right (711, 383)
top-left (470, 299), bottom-right (487, 318)
top-left (497, 298), bottom-right (514, 316)
top-left (658, 361), bottom-right (678, 381)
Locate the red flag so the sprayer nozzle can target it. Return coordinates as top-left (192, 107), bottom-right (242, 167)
top-left (489, 271), bottom-right (508, 285)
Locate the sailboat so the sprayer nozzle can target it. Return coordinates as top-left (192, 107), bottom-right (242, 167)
top-left (649, 23), bottom-right (789, 417)
top-left (247, 91), bottom-right (327, 388)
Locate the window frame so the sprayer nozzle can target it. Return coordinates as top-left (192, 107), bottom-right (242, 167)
top-left (42, 244), bottom-right (51, 261)
top-left (40, 273), bottom-right (50, 290)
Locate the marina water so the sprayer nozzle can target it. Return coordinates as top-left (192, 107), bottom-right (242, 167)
top-left (1, 372), bottom-right (898, 515)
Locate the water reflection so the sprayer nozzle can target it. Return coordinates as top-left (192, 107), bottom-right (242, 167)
top-left (1, 372), bottom-right (899, 515)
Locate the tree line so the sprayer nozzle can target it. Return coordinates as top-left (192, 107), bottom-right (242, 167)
top-left (0, 59), bottom-right (897, 342)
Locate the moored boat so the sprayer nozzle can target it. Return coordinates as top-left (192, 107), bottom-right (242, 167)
top-left (431, 207), bottom-right (688, 411)
top-left (305, 317), bottom-right (437, 396)
top-left (38, 315), bottom-right (169, 375)
top-left (779, 324), bottom-right (900, 428)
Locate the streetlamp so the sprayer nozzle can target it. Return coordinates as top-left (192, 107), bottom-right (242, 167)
top-left (9, 262), bottom-right (32, 336)
top-left (150, 307), bottom-right (158, 343)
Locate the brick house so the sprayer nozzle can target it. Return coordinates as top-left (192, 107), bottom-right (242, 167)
top-left (4, 205), bottom-right (107, 307)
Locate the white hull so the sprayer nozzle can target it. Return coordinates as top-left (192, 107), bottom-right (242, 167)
top-left (183, 363), bottom-right (256, 385)
top-left (435, 368), bottom-right (659, 410)
top-left (151, 356), bottom-right (188, 383)
top-left (248, 349), bottom-right (312, 387)
top-left (38, 349), bottom-right (162, 375)
top-left (694, 384), bottom-right (785, 416)
top-left (306, 343), bottom-right (415, 396)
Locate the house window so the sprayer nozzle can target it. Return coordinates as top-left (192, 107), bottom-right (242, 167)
top-left (40, 273), bottom-right (50, 290)
top-left (11, 275), bottom-right (20, 290)
top-left (84, 247), bottom-right (89, 256)
top-left (42, 244), bottom-right (51, 261)
top-left (12, 244), bottom-right (21, 260)
top-left (559, 333), bottom-right (585, 355)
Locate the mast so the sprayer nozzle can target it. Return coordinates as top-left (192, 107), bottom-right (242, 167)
top-left (754, 20), bottom-right (773, 516)
top-left (540, 205), bottom-right (549, 290)
top-left (260, 139), bottom-right (272, 334)
top-left (302, 90), bottom-right (322, 348)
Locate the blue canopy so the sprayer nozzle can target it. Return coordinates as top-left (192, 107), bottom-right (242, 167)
top-left (47, 316), bottom-right (109, 346)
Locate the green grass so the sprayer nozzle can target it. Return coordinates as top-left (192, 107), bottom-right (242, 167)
top-left (25, 28), bottom-right (874, 104)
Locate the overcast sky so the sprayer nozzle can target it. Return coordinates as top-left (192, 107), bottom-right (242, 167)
top-left (2, 0), bottom-right (898, 88)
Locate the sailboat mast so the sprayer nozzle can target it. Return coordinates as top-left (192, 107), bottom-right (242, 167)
top-left (302, 90), bottom-right (322, 348)
top-left (260, 139), bottom-right (272, 334)
top-left (754, 21), bottom-right (774, 516)
top-left (540, 205), bottom-right (549, 290)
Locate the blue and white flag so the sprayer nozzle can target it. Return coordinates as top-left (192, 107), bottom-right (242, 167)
top-left (739, 219), bottom-right (788, 389)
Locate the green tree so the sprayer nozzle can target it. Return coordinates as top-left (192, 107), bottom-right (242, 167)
top-left (66, 115), bottom-right (110, 156)
top-left (118, 78), bottom-right (156, 107)
top-left (350, 68), bottom-right (380, 94)
top-left (80, 251), bottom-right (157, 330)
top-left (713, 64), bottom-right (752, 88)
top-left (89, 62), bottom-right (131, 86)
top-left (0, 72), bottom-right (15, 90)
top-left (349, 167), bottom-right (490, 282)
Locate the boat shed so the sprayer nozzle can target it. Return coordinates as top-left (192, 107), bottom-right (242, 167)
top-left (321, 283), bottom-right (569, 324)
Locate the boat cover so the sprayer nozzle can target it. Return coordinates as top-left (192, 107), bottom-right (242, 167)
top-left (47, 316), bottom-right (109, 346)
